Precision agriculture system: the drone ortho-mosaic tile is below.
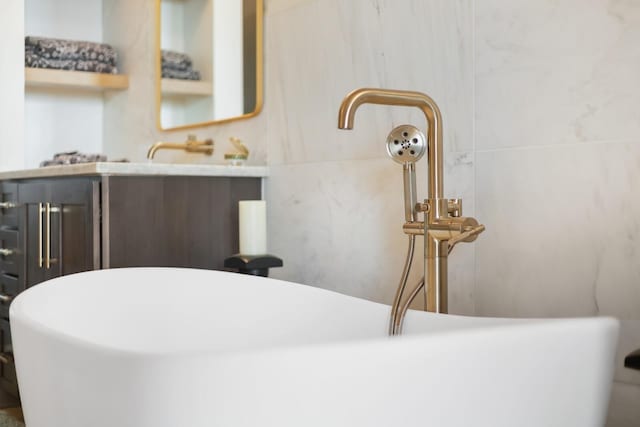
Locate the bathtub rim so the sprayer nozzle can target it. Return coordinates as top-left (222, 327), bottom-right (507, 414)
top-left (9, 267), bottom-right (621, 359)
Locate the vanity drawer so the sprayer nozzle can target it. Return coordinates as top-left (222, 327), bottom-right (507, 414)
top-left (0, 229), bottom-right (20, 276)
top-left (0, 319), bottom-right (17, 396)
top-left (0, 183), bottom-right (19, 228)
top-left (0, 275), bottom-right (19, 320)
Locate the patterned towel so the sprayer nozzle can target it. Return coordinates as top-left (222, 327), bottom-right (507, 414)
top-left (25, 36), bottom-right (118, 66)
top-left (26, 54), bottom-right (118, 74)
top-left (40, 151), bottom-right (129, 167)
top-left (161, 50), bottom-right (201, 80)
top-left (161, 67), bottom-right (201, 81)
top-left (161, 50), bottom-right (193, 71)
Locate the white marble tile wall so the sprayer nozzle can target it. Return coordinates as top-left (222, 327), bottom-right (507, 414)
top-left (266, 152), bottom-right (475, 314)
top-left (266, 0), bottom-right (473, 166)
top-left (475, 0), bottom-right (640, 150)
top-left (263, 0), bottom-right (475, 315)
top-left (475, 1), bottom-right (640, 425)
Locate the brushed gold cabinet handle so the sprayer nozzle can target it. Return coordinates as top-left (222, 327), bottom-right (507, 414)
top-left (0, 353), bottom-right (13, 364)
top-left (38, 203), bottom-right (44, 268)
top-left (45, 203), bottom-right (51, 269)
top-left (0, 294), bottom-right (12, 303)
top-left (44, 203), bottom-right (60, 269)
top-left (0, 202), bottom-right (16, 209)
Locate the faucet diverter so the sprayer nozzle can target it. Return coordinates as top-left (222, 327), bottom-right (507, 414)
top-left (337, 88), bottom-right (485, 334)
top-left (147, 134), bottom-right (214, 160)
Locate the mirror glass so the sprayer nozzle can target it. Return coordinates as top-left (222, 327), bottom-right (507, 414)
top-left (156, 0), bottom-right (262, 130)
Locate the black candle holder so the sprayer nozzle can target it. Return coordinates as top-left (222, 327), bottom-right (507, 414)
top-left (625, 349), bottom-right (640, 370)
top-left (223, 254), bottom-right (283, 277)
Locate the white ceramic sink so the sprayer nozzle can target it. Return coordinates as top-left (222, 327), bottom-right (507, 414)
top-left (10, 268), bottom-right (618, 427)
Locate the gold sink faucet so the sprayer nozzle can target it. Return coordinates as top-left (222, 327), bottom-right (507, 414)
top-left (338, 88), bottom-right (485, 334)
top-left (147, 134), bottom-right (214, 160)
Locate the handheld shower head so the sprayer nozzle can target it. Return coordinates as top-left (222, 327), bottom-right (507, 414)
top-left (386, 125), bottom-right (426, 223)
top-left (386, 125), bottom-right (427, 164)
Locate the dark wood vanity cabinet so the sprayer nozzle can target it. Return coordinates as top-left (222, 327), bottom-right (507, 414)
top-left (20, 179), bottom-right (100, 287)
top-left (0, 174), bottom-right (261, 397)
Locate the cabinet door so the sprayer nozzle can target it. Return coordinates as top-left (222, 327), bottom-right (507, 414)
top-left (19, 179), bottom-right (100, 287)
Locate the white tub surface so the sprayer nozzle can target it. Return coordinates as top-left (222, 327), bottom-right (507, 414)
top-left (10, 268), bottom-right (618, 427)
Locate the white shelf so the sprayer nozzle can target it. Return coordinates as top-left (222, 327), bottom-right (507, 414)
top-left (25, 68), bottom-right (129, 91)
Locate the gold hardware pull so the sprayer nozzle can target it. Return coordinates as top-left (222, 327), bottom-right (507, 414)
top-left (0, 353), bottom-right (13, 364)
top-left (0, 294), bottom-right (12, 303)
top-left (0, 202), bottom-right (16, 209)
top-left (45, 204), bottom-right (60, 269)
top-left (45, 203), bottom-right (51, 269)
top-left (0, 248), bottom-right (13, 257)
top-left (38, 203), bottom-right (44, 268)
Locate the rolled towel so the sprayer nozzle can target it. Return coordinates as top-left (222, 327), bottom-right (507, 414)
top-left (26, 53), bottom-right (118, 74)
top-left (25, 36), bottom-right (118, 66)
top-left (161, 67), bottom-right (201, 81)
top-left (161, 50), bottom-right (193, 71)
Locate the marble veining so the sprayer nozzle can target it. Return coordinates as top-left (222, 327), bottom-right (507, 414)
top-left (475, 0), bottom-right (640, 150)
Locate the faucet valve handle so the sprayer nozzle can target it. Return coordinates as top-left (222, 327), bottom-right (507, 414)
top-left (448, 199), bottom-right (462, 217)
top-left (448, 223), bottom-right (485, 254)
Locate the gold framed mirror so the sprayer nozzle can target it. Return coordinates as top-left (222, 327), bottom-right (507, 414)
top-left (155, 0), bottom-right (263, 131)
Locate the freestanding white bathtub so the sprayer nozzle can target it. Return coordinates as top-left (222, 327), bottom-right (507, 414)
top-left (10, 268), bottom-right (618, 427)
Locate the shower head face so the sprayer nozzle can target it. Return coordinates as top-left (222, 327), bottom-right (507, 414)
top-left (386, 125), bottom-right (427, 164)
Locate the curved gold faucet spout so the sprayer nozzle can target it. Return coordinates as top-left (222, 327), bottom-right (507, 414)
top-left (337, 88), bottom-right (444, 201)
top-left (147, 134), bottom-right (214, 160)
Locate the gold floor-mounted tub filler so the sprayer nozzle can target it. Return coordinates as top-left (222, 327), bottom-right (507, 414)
top-left (338, 88), bottom-right (485, 335)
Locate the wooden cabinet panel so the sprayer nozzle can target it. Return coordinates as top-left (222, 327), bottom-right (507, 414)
top-left (0, 230), bottom-right (20, 277)
top-left (0, 319), bottom-right (17, 396)
top-left (0, 275), bottom-right (19, 320)
top-left (103, 176), bottom-right (261, 270)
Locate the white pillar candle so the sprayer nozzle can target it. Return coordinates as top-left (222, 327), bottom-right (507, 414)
top-left (239, 200), bottom-right (267, 255)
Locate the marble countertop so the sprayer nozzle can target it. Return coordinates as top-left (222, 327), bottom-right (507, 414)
top-left (0, 162), bottom-right (269, 180)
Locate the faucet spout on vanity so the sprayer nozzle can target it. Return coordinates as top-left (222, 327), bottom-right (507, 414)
top-left (147, 134), bottom-right (214, 160)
